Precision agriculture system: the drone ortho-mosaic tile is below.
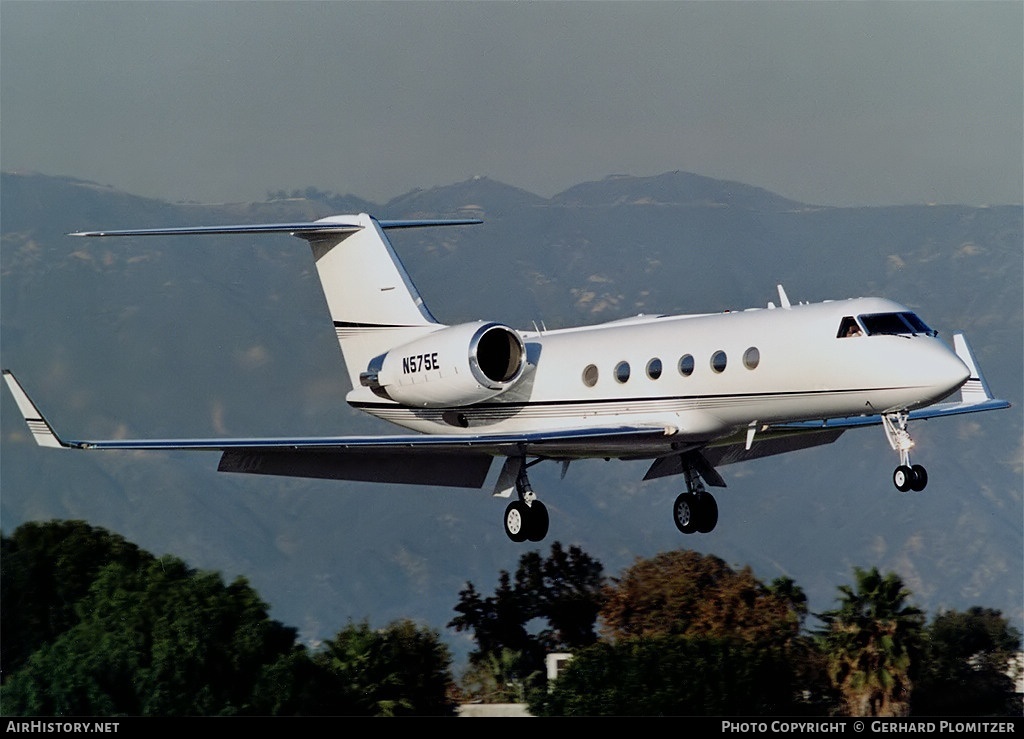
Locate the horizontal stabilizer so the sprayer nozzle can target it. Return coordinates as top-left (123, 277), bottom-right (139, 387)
top-left (69, 215), bottom-right (481, 241)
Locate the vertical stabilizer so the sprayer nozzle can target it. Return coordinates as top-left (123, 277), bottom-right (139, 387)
top-left (307, 214), bottom-right (438, 328)
top-left (302, 214), bottom-right (448, 391)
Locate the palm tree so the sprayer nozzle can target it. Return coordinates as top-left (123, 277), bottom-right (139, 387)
top-left (815, 567), bottom-right (925, 716)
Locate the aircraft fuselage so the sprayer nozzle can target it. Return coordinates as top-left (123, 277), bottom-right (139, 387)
top-left (348, 296), bottom-right (970, 445)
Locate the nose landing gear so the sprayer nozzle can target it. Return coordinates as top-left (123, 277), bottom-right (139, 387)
top-left (883, 412), bottom-right (928, 492)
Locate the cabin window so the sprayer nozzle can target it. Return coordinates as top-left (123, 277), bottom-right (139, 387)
top-left (614, 361), bottom-right (631, 383)
top-left (711, 350), bottom-right (727, 373)
top-left (743, 347), bottom-right (760, 370)
top-left (859, 312), bottom-right (936, 337)
top-left (678, 354), bottom-right (695, 377)
top-left (837, 316), bottom-right (863, 338)
top-left (646, 358), bottom-right (663, 380)
top-left (582, 364), bottom-right (599, 387)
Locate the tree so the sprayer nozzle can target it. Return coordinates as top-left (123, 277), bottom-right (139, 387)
top-left (600, 550), bottom-right (804, 647)
top-left (1, 554), bottom-right (305, 715)
top-left (815, 566), bottom-right (925, 717)
top-left (312, 619), bottom-right (458, 716)
top-left (449, 541), bottom-right (606, 698)
top-left (456, 647), bottom-right (543, 704)
top-left (2, 521), bottom-right (459, 716)
top-left (580, 549), bottom-right (823, 715)
top-left (513, 541), bottom-right (606, 651)
top-left (911, 607), bottom-right (1023, 716)
top-left (1, 519), bottom-right (155, 675)
top-left (450, 572), bottom-right (537, 665)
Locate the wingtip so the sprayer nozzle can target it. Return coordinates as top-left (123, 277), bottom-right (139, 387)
top-left (2, 371), bottom-right (66, 448)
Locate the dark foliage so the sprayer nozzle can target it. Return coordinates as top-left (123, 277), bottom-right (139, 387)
top-left (911, 607), bottom-right (1023, 716)
top-left (449, 541), bottom-right (606, 676)
top-left (312, 620), bottom-right (458, 716)
top-left (530, 636), bottom-right (807, 716)
top-left (1, 520), bottom-right (155, 675)
top-left (0, 521), bottom-right (457, 716)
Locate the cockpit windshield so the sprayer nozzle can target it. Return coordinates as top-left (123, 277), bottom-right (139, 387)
top-left (837, 316), bottom-right (863, 338)
top-left (858, 312), bottom-right (936, 337)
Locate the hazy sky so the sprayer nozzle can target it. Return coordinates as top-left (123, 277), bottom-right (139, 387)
top-left (2, 1), bottom-right (1021, 207)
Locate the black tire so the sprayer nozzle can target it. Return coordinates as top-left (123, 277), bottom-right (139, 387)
top-left (673, 492), bottom-right (698, 534)
top-left (910, 464), bottom-right (928, 492)
top-left (695, 493), bottom-right (719, 533)
top-left (504, 500), bottom-right (529, 542)
top-left (893, 465), bottom-right (914, 492)
top-left (527, 501), bottom-right (549, 542)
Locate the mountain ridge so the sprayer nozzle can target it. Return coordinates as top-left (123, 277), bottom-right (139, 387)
top-left (2, 170), bottom-right (1020, 669)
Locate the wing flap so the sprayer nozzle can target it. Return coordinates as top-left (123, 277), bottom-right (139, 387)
top-left (218, 448), bottom-right (494, 487)
top-left (703, 428), bottom-right (846, 466)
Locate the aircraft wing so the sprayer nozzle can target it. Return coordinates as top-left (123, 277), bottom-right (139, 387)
top-left (2, 370), bottom-right (675, 488)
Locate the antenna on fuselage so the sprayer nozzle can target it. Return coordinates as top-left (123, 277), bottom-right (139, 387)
top-left (777, 284), bottom-right (792, 309)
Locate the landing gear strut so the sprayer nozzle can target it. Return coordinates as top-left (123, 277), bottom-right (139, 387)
top-left (502, 460), bottom-right (549, 543)
top-left (673, 465), bottom-right (718, 534)
top-left (883, 411), bottom-right (928, 492)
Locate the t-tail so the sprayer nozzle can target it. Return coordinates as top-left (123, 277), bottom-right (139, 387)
top-left (69, 213), bottom-right (481, 391)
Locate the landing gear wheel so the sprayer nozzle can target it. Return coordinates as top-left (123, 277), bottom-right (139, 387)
top-left (527, 501), bottom-right (549, 542)
top-left (695, 494), bottom-right (718, 534)
top-left (673, 492), bottom-right (699, 534)
top-left (504, 500), bottom-right (529, 543)
top-left (910, 464), bottom-right (928, 492)
top-left (893, 465), bottom-right (914, 493)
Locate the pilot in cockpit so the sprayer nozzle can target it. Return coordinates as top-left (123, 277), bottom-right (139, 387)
top-left (838, 316), bottom-right (863, 338)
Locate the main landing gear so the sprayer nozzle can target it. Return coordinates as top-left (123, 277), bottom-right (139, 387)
top-left (673, 465), bottom-right (719, 534)
top-left (883, 411), bottom-right (928, 493)
top-left (502, 461), bottom-right (550, 543)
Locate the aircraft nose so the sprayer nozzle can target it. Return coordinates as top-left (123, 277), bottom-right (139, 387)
top-left (927, 341), bottom-right (970, 401)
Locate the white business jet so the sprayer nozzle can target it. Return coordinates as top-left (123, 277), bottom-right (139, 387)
top-left (3, 214), bottom-right (1010, 542)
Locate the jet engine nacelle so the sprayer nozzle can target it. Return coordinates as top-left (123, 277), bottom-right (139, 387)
top-left (360, 321), bottom-right (527, 407)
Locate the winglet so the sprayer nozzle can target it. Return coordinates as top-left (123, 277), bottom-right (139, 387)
top-left (952, 333), bottom-right (1000, 405)
top-left (2, 371), bottom-right (67, 448)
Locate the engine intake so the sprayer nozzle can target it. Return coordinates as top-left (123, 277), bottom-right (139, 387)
top-left (360, 321), bottom-right (527, 407)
